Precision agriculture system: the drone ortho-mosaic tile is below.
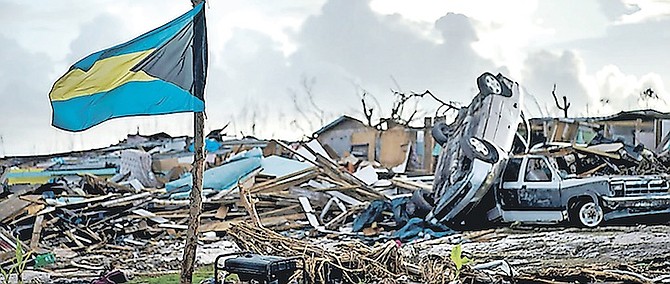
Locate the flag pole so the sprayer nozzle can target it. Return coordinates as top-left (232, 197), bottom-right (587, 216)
top-left (180, 1), bottom-right (205, 283)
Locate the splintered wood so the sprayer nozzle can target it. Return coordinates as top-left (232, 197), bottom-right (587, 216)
top-left (226, 222), bottom-right (412, 283)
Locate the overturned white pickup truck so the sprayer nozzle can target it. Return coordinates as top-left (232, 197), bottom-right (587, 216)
top-left (489, 154), bottom-right (670, 227)
top-left (425, 72), bottom-right (670, 228)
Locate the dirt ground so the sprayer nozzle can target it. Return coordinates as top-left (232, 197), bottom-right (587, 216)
top-left (414, 219), bottom-right (670, 282)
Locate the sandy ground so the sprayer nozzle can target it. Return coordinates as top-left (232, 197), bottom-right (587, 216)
top-left (412, 220), bottom-right (670, 281)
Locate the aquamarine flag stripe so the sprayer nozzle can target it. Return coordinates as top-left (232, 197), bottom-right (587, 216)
top-left (72, 3), bottom-right (204, 72)
top-left (51, 80), bottom-right (204, 132)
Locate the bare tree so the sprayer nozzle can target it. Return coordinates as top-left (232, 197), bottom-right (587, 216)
top-left (288, 76), bottom-right (334, 132)
top-left (361, 92), bottom-right (375, 127)
top-left (360, 89), bottom-right (459, 130)
top-left (551, 84), bottom-right (571, 118)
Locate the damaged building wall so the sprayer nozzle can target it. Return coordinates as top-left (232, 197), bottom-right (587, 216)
top-left (530, 110), bottom-right (670, 153)
top-left (315, 116), bottom-right (428, 171)
top-left (314, 115), bottom-right (372, 159)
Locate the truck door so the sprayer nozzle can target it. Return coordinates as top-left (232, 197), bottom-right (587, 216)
top-left (500, 156), bottom-right (562, 209)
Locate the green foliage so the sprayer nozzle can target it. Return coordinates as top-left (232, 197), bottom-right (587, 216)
top-left (0, 238), bottom-right (33, 284)
top-left (0, 263), bottom-right (13, 284)
top-left (450, 244), bottom-right (471, 279)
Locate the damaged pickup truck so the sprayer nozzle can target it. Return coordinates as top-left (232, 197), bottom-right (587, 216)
top-left (426, 72), bottom-right (670, 228)
top-left (490, 153), bottom-right (670, 227)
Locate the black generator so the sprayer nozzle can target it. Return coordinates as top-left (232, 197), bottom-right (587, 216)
top-left (214, 252), bottom-right (305, 284)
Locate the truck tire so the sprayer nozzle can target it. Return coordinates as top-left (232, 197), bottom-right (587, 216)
top-left (432, 121), bottom-right (449, 145)
top-left (477, 72), bottom-right (511, 97)
top-left (463, 137), bottom-right (498, 164)
top-left (572, 201), bottom-right (604, 227)
top-left (477, 72), bottom-right (502, 95)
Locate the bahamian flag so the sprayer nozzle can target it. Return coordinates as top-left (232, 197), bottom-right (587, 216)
top-left (49, 2), bottom-right (207, 132)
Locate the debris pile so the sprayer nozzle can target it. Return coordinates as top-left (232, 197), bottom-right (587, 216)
top-left (0, 133), bottom-right (439, 282)
top-left (1, 105), bottom-right (670, 283)
top-left (529, 137), bottom-right (670, 177)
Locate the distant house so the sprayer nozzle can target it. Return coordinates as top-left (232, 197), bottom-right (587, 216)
top-left (314, 115), bottom-right (430, 172)
top-left (529, 109), bottom-right (670, 152)
top-left (313, 115), bottom-right (372, 159)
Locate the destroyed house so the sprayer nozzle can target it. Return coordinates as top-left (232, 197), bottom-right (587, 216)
top-left (313, 115), bottom-right (372, 159)
top-left (314, 115), bottom-right (429, 172)
top-left (530, 109), bottom-right (670, 153)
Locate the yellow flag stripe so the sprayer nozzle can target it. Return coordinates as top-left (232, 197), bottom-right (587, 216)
top-left (50, 50), bottom-right (158, 101)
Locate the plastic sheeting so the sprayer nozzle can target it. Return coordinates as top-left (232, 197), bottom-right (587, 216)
top-left (188, 138), bottom-right (222, 153)
top-left (166, 148), bottom-right (262, 193)
top-left (393, 218), bottom-right (455, 242)
top-left (352, 197), bottom-right (456, 242)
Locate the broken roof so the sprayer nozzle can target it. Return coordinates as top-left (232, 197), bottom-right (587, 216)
top-left (531, 109), bottom-right (670, 123)
top-left (312, 115), bottom-right (367, 136)
top-left (597, 109), bottom-right (670, 121)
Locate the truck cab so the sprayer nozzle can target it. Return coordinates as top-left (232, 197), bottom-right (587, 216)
top-left (490, 154), bottom-right (670, 227)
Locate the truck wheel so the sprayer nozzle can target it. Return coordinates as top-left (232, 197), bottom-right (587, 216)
top-left (477, 73), bottom-right (503, 95)
top-left (432, 122), bottom-right (449, 145)
top-left (463, 137), bottom-right (498, 163)
top-left (574, 201), bottom-right (603, 227)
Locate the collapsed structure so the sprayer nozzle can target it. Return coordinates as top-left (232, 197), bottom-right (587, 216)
top-left (423, 73), bottom-right (670, 229)
top-left (1, 73), bottom-right (670, 283)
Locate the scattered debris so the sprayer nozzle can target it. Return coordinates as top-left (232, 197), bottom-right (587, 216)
top-left (2, 73), bottom-right (670, 283)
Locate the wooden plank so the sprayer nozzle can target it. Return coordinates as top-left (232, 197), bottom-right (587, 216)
top-left (239, 176), bottom-right (261, 227)
top-left (573, 145), bottom-right (621, 159)
top-left (311, 185), bottom-right (359, 192)
top-left (298, 197), bottom-right (321, 228)
top-left (199, 220), bottom-right (236, 232)
top-left (326, 191), bottom-right (363, 206)
top-left (199, 213), bottom-right (307, 232)
top-left (65, 231), bottom-right (84, 248)
top-left (249, 167), bottom-right (316, 192)
top-left (99, 192), bottom-right (151, 207)
top-left (30, 215), bottom-right (44, 250)
top-left (578, 163), bottom-right (609, 177)
top-left (214, 205), bottom-right (229, 220)
top-left (423, 117), bottom-right (434, 172)
top-left (158, 224), bottom-right (188, 230)
top-left (0, 195), bottom-right (31, 223)
top-left (19, 195), bottom-right (45, 204)
top-left (83, 228), bottom-right (102, 242)
top-left (250, 171), bottom-right (319, 194)
top-left (148, 213), bottom-right (218, 219)
top-left (392, 177), bottom-right (432, 191)
top-left (26, 204), bottom-right (45, 215)
top-left (258, 204), bottom-right (300, 217)
top-left (56, 194), bottom-right (114, 208)
top-left (131, 209), bottom-right (169, 224)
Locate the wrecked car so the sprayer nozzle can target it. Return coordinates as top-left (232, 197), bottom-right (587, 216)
top-left (424, 72), bottom-right (670, 228)
top-left (489, 153), bottom-right (670, 227)
top-left (425, 72), bottom-right (527, 226)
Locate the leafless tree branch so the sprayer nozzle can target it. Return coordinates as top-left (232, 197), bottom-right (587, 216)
top-left (551, 84), bottom-right (571, 118)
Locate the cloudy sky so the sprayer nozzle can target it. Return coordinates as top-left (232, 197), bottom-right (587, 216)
top-left (1, 0), bottom-right (669, 156)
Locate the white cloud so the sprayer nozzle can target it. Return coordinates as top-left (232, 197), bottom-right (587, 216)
top-left (2, 0), bottom-right (670, 156)
top-left (617, 0), bottom-right (670, 24)
top-left (591, 65), bottom-right (668, 114)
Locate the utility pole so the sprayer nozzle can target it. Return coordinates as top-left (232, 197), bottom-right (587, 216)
top-left (180, 0), bottom-right (206, 283)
